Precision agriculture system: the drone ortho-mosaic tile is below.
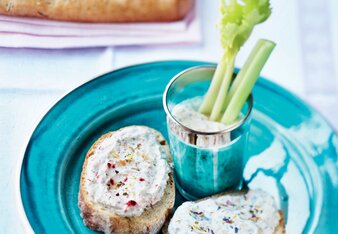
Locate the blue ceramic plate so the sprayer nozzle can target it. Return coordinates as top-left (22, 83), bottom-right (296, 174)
top-left (20, 61), bottom-right (338, 233)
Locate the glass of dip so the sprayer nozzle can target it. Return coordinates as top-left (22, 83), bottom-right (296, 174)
top-left (163, 66), bottom-right (253, 200)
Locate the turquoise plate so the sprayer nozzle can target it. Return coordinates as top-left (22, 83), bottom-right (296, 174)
top-left (20, 61), bottom-right (338, 233)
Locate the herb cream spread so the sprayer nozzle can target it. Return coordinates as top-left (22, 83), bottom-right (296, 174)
top-left (85, 126), bottom-right (170, 217)
top-left (168, 190), bottom-right (281, 234)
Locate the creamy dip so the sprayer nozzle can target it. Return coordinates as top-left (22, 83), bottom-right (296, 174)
top-left (171, 97), bottom-right (228, 133)
top-left (168, 190), bottom-right (281, 234)
top-left (85, 126), bottom-right (170, 217)
top-left (170, 97), bottom-right (232, 148)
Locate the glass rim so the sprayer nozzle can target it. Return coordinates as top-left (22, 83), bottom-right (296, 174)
top-left (163, 65), bottom-right (254, 136)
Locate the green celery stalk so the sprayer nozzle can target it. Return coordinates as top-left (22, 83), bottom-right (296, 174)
top-left (221, 39), bottom-right (276, 124)
top-left (209, 57), bottom-right (235, 120)
top-left (199, 0), bottom-right (272, 118)
top-left (199, 55), bottom-right (228, 115)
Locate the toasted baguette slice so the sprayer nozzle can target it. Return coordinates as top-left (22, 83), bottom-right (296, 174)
top-left (78, 126), bottom-right (175, 234)
top-left (0, 0), bottom-right (194, 22)
top-left (165, 190), bottom-right (285, 234)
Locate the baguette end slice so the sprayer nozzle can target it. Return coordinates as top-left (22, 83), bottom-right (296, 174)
top-left (79, 126), bottom-right (175, 234)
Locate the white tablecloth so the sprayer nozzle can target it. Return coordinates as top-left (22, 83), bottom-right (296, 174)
top-left (0, 0), bottom-right (337, 233)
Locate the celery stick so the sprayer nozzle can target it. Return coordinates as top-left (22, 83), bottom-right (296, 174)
top-left (199, 0), bottom-right (272, 118)
top-left (221, 39), bottom-right (276, 124)
top-left (209, 58), bottom-right (235, 121)
top-left (223, 39), bottom-right (271, 110)
top-left (199, 56), bottom-right (227, 115)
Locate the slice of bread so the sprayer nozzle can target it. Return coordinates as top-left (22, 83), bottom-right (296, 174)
top-left (78, 126), bottom-right (175, 234)
top-left (165, 190), bottom-right (285, 234)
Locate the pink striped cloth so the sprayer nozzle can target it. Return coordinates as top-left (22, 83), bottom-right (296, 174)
top-left (0, 9), bottom-right (200, 49)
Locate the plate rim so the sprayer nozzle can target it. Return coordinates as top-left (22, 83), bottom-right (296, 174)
top-left (16, 60), bottom-right (338, 232)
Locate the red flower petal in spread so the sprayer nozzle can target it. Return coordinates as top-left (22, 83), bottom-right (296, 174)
top-left (139, 177), bottom-right (145, 181)
top-left (107, 162), bottom-right (116, 169)
top-left (109, 178), bottom-right (115, 185)
top-left (126, 200), bottom-right (137, 207)
top-left (124, 177), bottom-right (128, 182)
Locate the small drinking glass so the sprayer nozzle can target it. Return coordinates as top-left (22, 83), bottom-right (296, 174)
top-left (163, 66), bottom-right (253, 200)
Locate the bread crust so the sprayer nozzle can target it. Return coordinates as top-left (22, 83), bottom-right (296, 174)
top-left (276, 210), bottom-right (285, 234)
top-left (78, 126), bottom-right (175, 234)
top-left (0, 0), bottom-right (194, 22)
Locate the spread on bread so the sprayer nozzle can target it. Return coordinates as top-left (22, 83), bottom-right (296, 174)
top-left (84, 126), bottom-right (170, 217)
top-left (168, 190), bottom-right (282, 234)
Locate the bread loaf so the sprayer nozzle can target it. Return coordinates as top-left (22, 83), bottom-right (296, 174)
top-left (0, 0), bottom-right (194, 22)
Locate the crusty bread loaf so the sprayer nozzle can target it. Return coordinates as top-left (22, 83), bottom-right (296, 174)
top-left (0, 0), bottom-right (194, 22)
top-left (78, 126), bottom-right (175, 234)
top-left (164, 190), bottom-right (285, 234)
